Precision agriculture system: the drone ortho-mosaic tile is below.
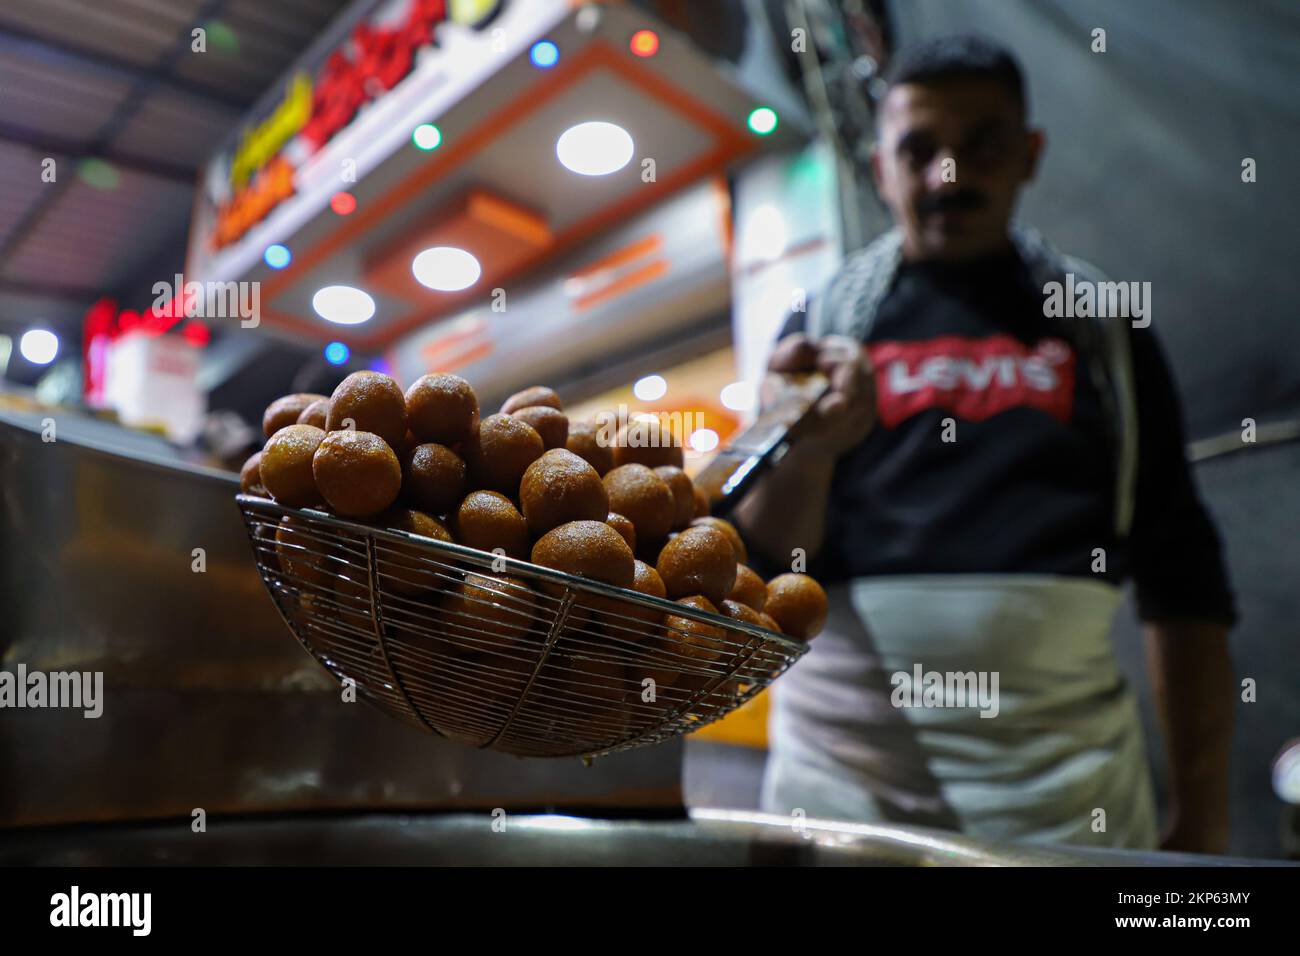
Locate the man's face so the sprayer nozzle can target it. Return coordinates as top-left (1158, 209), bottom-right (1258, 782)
top-left (872, 78), bottom-right (1043, 262)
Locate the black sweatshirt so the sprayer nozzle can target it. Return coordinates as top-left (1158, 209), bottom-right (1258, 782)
top-left (779, 247), bottom-right (1236, 625)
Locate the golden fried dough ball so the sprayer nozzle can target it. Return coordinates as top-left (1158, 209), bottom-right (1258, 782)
top-left (275, 515), bottom-right (333, 589)
top-left (261, 424), bottom-right (325, 507)
top-left (721, 598), bottom-right (766, 629)
top-left (519, 448), bottom-right (609, 537)
top-left (605, 512), bottom-right (636, 552)
top-left (531, 520), bottom-right (635, 590)
top-left (689, 516), bottom-right (747, 564)
top-left (441, 573), bottom-right (539, 646)
top-left (240, 450), bottom-right (267, 496)
top-left (374, 507), bottom-right (454, 596)
top-left (765, 573), bottom-right (828, 640)
top-left (728, 564), bottom-right (767, 612)
top-left (500, 385), bottom-right (562, 414)
top-left (464, 413), bottom-right (544, 495)
top-left (693, 483), bottom-right (710, 518)
top-left (311, 430), bottom-right (401, 517)
top-left (565, 418), bottom-right (615, 476)
top-left (663, 596), bottom-right (729, 663)
top-left (655, 525), bottom-right (738, 607)
top-left (510, 405), bottom-right (568, 450)
top-left (403, 442), bottom-right (466, 516)
top-left (756, 611), bottom-right (782, 634)
top-left (327, 371), bottom-right (407, 449)
top-left (455, 490), bottom-right (530, 559)
top-left (296, 398), bottom-right (330, 430)
top-left (263, 393), bottom-right (327, 438)
top-left (654, 465), bottom-right (696, 531)
top-left (612, 418), bottom-right (684, 469)
top-left (404, 373), bottom-right (479, 445)
top-left (603, 464), bottom-right (675, 545)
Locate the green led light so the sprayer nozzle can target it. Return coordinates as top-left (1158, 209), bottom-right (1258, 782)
top-left (747, 107), bottom-right (778, 136)
top-left (78, 158), bottom-right (120, 190)
top-left (412, 123), bottom-right (442, 151)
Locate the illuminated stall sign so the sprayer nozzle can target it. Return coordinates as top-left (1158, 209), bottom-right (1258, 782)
top-left (210, 0), bottom-right (505, 250)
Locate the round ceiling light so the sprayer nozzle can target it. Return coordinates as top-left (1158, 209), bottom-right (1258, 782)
top-left (556, 121), bottom-right (634, 176)
top-left (20, 328), bottom-right (59, 365)
top-left (412, 247), bottom-right (482, 292)
top-left (312, 286), bottom-right (375, 325)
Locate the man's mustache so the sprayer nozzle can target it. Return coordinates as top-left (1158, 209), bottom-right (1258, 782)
top-left (916, 191), bottom-right (987, 215)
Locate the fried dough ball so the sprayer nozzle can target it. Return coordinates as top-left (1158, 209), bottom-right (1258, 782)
top-left (263, 393), bottom-right (326, 438)
top-left (519, 448), bottom-right (609, 537)
top-left (606, 512), bottom-right (636, 552)
top-left (612, 419), bottom-right (684, 469)
top-left (565, 418), bottom-right (615, 476)
top-left (510, 405), bottom-right (568, 450)
top-left (464, 413), bottom-right (544, 495)
top-left (327, 371), bottom-right (407, 449)
top-left (765, 573), bottom-right (829, 640)
top-left (500, 385), bottom-right (562, 414)
top-left (275, 515), bottom-right (333, 589)
top-left (455, 490), bottom-right (530, 559)
top-left (404, 373), bottom-right (479, 445)
top-left (441, 573), bottom-right (538, 647)
top-left (312, 430), bottom-right (401, 517)
top-left (655, 525), bottom-right (738, 607)
top-left (531, 520), bottom-right (635, 591)
top-left (756, 611), bottom-right (782, 634)
top-left (728, 564), bottom-right (767, 612)
top-left (693, 483), bottom-right (710, 518)
top-left (403, 442), bottom-right (466, 516)
top-left (296, 398), bottom-right (330, 430)
top-left (375, 507), bottom-right (453, 596)
top-left (689, 516), bottom-right (747, 564)
top-left (240, 450), bottom-right (267, 496)
top-left (541, 653), bottom-right (632, 744)
top-left (654, 465), bottom-right (696, 531)
top-left (603, 464), bottom-right (675, 545)
top-left (721, 599), bottom-right (766, 629)
top-left (663, 596), bottom-right (729, 663)
top-left (260, 424), bottom-right (325, 507)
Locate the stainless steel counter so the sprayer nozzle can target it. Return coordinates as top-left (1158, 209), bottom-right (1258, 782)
top-left (0, 809), bottom-right (1278, 866)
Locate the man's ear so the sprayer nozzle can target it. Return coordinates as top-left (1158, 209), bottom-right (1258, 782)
top-left (1024, 128), bottom-right (1046, 182)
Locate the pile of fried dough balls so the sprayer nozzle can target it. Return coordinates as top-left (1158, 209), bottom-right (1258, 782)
top-left (242, 371), bottom-right (827, 733)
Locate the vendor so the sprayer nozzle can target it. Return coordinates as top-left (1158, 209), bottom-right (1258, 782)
top-left (735, 34), bottom-right (1236, 852)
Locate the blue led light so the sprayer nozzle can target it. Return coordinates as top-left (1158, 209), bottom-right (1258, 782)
top-left (264, 244), bottom-right (291, 269)
top-left (324, 341), bottom-right (350, 365)
top-left (530, 40), bottom-right (559, 69)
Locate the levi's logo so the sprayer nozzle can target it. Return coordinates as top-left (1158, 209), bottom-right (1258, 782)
top-left (867, 334), bottom-right (1075, 427)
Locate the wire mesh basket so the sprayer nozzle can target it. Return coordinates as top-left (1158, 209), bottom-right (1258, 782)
top-left (237, 495), bottom-right (807, 758)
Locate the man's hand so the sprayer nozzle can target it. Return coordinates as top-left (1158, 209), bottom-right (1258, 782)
top-left (765, 332), bottom-right (877, 459)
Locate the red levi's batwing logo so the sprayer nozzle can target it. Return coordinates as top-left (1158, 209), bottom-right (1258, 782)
top-left (867, 334), bottom-right (1076, 427)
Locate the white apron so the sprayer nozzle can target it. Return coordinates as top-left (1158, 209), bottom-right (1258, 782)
top-left (760, 575), bottom-right (1158, 849)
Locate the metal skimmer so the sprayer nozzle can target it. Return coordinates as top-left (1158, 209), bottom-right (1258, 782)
top-left (237, 495), bottom-right (807, 758)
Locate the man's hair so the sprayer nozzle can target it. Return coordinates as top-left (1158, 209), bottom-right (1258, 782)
top-left (883, 34), bottom-right (1027, 116)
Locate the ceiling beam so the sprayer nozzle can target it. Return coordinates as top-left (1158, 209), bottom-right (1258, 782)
top-left (0, 24), bottom-right (249, 113)
top-left (0, 121), bottom-right (197, 184)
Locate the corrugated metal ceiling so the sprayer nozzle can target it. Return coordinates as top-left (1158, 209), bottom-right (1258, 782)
top-left (0, 0), bottom-right (355, 341)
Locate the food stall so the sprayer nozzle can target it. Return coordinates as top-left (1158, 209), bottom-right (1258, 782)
top-left (0, 0), bottom-right (821, 831)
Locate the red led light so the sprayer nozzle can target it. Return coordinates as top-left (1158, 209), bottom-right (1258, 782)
top-left (330, 191), bottom-right (357, 215)
top-left (630, 30), bottom-right (659, 58)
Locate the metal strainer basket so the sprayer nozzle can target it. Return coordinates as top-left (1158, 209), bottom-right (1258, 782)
top-left (237, 495), bottom-right (807, 758)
